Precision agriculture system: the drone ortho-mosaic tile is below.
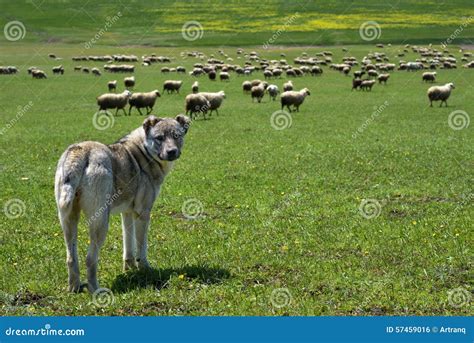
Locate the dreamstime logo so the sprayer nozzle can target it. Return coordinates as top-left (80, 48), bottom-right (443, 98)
top-left (270, 110), bottom-right (292, 130)
top-left (181, 21), bottom-right (204, 41)
top-left (448, 110), bottom-right (470, 130)
top-left (84, 11), bottom-right (122, 49)
top-left (91, 288), bottom-right (115, 308)
top-left (92, 111), bottom-right (115, 131)
top-left (4, 21), bottom-right (26, 41)
top-left (263, 12), bottom-right (300, 49)
top-left (441, 16), bottom-right (473, 48)
top-left (0, 101), bottom-right (34, 136)
top-left (358, 199), bottom-right (381, 219)
top-left (270, 288), bottom-right (292, 308)
top-left (447, 287), bottom-right (471, 308)
top-left (352, 101), bottom-right (389, 139)
top-left (181, 198), bottom-right (204, 219)
top-left (359, 21), bottom-right (382, 41)
top-left (3, 198), bottom-right (26, 219)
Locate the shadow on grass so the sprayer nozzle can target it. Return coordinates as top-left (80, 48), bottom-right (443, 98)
top-left (111, 265), bottom-right (230, 294)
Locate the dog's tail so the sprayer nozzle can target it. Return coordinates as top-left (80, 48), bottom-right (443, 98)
top-left (54, 145), bottom-right (88, 214)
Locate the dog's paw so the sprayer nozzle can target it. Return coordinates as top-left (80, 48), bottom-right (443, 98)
top-left (136, 258), bottom-right (151, 270)
top-left (123, 258), bottom-right (137, 272)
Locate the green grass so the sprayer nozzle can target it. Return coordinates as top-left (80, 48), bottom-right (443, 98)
top-left (1, 0), bottom-right (474, 46)
top-left (0, 42), bottom-right (473, 316)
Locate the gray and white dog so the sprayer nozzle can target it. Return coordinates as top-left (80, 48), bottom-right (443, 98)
top-left (54, 115), bottom-right (190, 292)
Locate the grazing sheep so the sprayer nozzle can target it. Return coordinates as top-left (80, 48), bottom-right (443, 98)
top-left (368, 70), bottom-right (378, 78)
top-left (360, 80), bottom-right (376, 91)
top-left (377, 73), bottom-right (390, 84)
top-left (353, 70), bottom-right (365, 78)
top-left (97, 90), bottom-right (132, 115)
top-left (311, 66), bottom-right (323, 76)
top-left (199, 91), bottom-right (226, 115)
top-left (192, 81), bottom-right (199, 94)
top-left (427, 83), bottom-right (455, 107)
top-left (74, 66), bottom-right (82, 72)
top-left (52, 65), bottom-right (64, 75)
top-left (242, 81), bottom-right (252, 93)
top-left (108, 80), bottom-right (117, 92)
top-left (128, 90), bottom-right (161, 115)
top-left (185, 93), bottom-right (211, 120)
top-left (163, 80), bottom-right (183, 94)
top-left (251, 84), bottom-right (266, 103)
top-left (82, 67), bottom-right (90, 74)
top-left (263, 70), bottom-right (273, 79)
top-left (267, 84), bottom-right (279, 101)
top-left (422, 72), bottom-right (436, 83)
top-left (283, 80), bottom-right (293, 92)
top-left (219, 72), bottom-right (230, 81)
top-left (280, 88), bottom-right (310, 112)
top-left (124, 76), bottom-right (135, 89)
top-left (208, 70), bottom-right (216, 81)
top-left (92, 68), bottom-right (101, 76)
top-left (32, 70), bottom-right (47, 79)
top-left (352, 78), bottom-right (363, 90)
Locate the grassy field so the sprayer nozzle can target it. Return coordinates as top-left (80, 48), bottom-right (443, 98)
top-left (1, 0), bottom-right (474, 46)
top-left (0, 41), bottom-right (472, 316)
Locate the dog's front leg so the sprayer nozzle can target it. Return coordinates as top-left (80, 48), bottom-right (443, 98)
top-left (134, 210), bottom-right (151, 270)
top-left (121, 212), bottom-right (136, 271)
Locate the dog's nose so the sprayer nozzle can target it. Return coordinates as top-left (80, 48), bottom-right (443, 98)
top-left (166, 148), bottom-right (178, 159)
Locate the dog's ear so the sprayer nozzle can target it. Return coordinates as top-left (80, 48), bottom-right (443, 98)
top-left (143, 115), bottom-right (161, 134)
top-left (175, 114), bottom-right (191, 133)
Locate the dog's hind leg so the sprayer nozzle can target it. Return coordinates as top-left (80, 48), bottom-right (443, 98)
top-left (121, 212), bottom-right (136, 271)
top-left (85, 210), bottom-right (109, 292)
top-left (59, 202), bottom-right (82, 293)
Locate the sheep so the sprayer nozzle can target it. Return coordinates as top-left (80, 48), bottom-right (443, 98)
top-left (427, 83), bottom-right (455, 107)
top-left (82, 67), bottom-right (90, 74)
top-left (251, 84), bottom-right (266, 103)
top-left (185, 93), bottom-right (211, 120)
top-left (267, 84), bottom-right (279, 101)
top-left (283, 80), bottom-right (293, 92)
top-left (74, 66), bottom-right (82, 72)
top-left (422, 72), bottom-right (436, 83)
top-left (124, 76), bottom-right (135, 89)
top-left (377, 73), bottom-right (390, 84)
top-left (199, 91), bottom-right (226, 115)
top-left (208, 70), bottom-right (216, 81)
top-left (280, 88), bottom-right (310, 112)
top-left (92, 68), bottom-right (101, 76)
top-left (367, 69), bottom-right (378, 78)
top-left (52, 65), bottom-right (64, 75)
top-left (360, 79), bottom-right (376, 91)
top-left (311, 66), bottom-right (323, 76)
top-left (352, 78), bottom-right (363, 90)
top-left (128, 90), bottom-right (161, 115)
top-left (242, 81), bottom-right (252, 93)
top-left (163, 80), bottom-right (183, 94)
top-left (354, 70), bottom-right (365, 78)
top-left (32, 70), bottom-right (47, 79)
top-left (108, 80), bottom-right (117, 92)
top-left (192, 81), bottom-right (199, 94)
top-left (219, 72), bottom-right (230, 81)
top-left (97, 90), bottom-right (132, 115)
top-left (263, 70), bottom-right (273, 79)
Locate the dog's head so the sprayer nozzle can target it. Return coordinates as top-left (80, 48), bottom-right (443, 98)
top-left (143, 115), bottom-right (191, 162)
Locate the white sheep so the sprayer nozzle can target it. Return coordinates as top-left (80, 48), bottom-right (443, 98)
top-left (422, 72), bottom-right (436, 82)
top-left (199, 91), bottom-right (226, 115)
top-left (108, 80), bottom-right (117, 92)
top-left (128, 90), bottom-right (161, 115)
top-left (266, 84), bottom-right (279, 101)
top-left (97, 90), bottom-right (132, 115)
top-left (163, 80), bottom-right (183, 94)
top-left (185, 93), bottom-right (211, 120)
top-left (251, 84), bottom-right (265, 103)
top-left (242, 81), bottom-right (252, 93)
top-left (280, 88), bottom-right (310, 112)
top-left (124, 76), bottom-right (135, 89)
top-left (219, 72), bottom-right (230, 81)
top-left (192, 81), bottom-right (199, 94)
top-left (283, 80), bottom-right (293, 92)
top-left (427, 83), bottom-right (455, 107)
top-left (92, 68), bottom-right (101, 76)
top-left (360, 79), bottom-right (376, 91)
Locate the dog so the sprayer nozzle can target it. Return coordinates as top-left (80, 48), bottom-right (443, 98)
top-left (54, 115), bottom-right (191, 293)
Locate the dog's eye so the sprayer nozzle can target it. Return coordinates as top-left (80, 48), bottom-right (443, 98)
top-left (155, 135), bottom-right (165, 141)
